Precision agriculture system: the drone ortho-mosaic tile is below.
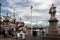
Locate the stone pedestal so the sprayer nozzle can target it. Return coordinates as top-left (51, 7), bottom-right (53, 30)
top-left (48, 17), bottom-right (60, 38)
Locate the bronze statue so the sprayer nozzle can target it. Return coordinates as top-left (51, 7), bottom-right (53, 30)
top-left (49, 4), bottom-right (56, 17)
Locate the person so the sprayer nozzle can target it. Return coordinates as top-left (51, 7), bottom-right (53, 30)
top-left (22, 27), bottom-right (26, 40)
top-left (5, 30), bottom-right (8, 37)
top-left (16, 26), bottom-right (22, 38)
top-left (42, 29), bottom-right (44, 37)
top-left (2, 28), bottom-right (5, 37)
top-left (2, 27), bottom-right (8, 37)
top-left (8, 27), bottom-right (14, 37)
top-left (0, 27), bottom-right (2, 35)
top-left (16, 26), bottom-right (26, 40)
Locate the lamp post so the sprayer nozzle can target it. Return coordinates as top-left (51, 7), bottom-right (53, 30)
top-left (0, 3), bottom-right (1, 25)
top-left (0, 3), bottom-right (2, 35)
top-left (13, 12), bottom-right (16, 24)
top-left (0, 3), bottom-right (1, 17)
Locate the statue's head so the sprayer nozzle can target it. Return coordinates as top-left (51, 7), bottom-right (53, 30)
top-left (51, 4), bottom-right (56, 9)
top-left (52, 4), bottom-right (54, 6)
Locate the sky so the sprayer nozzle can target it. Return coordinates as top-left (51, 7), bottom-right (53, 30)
top-left (0, 0), bottom-right (60, 26)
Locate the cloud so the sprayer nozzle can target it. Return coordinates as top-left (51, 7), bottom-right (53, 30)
top-left (53, 0), bottom-right (60, 6)
top-left (1, 0), bottom-right (60, 25)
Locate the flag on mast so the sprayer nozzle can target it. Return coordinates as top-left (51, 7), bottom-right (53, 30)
top-left (31, 5), bottom-right (33, 9)
top-left (30, 5), bottom-right (33, 35)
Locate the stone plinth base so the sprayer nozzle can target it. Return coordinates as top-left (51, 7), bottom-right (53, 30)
top-left (49, 17), bottom-right (58, 22)
top-left (48, 34), bottom-right (60, 38)
top-left (48, 17), bottom-right (59, 39)
top-left (43, 36), bottom-right (60, 40)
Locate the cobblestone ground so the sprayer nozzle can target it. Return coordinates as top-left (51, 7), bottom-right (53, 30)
top-left (0, 35), bottom-right (60, 40)
top-left (0, 35), bottom-right (44, 40)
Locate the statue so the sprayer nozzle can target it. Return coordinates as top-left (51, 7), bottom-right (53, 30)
top-left (49, 4), bottom-right (56, 17)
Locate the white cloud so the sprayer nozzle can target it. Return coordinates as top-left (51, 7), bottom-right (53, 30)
top-left (2, 6), bottom-right (14, 13)
top-left (1, 0), bottom-right (60, 25)
top-left (6, 0), bottom-right (22, 5)
top-left (31, 0), bottom-right (52, 4)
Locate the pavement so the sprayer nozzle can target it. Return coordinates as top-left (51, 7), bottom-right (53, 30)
top-left (0, 35), bottom-right (45, 40)
top-left (0, 35), bottom-right (60, 40)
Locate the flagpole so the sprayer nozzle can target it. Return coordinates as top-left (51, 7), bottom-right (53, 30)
top-left (30, 5), bottom-right (33, 35)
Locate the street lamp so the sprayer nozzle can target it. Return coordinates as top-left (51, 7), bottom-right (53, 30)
top-left (0, 3), bottom-right (2, 35)
top-left (0, 3), bottom-right (1, 15)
